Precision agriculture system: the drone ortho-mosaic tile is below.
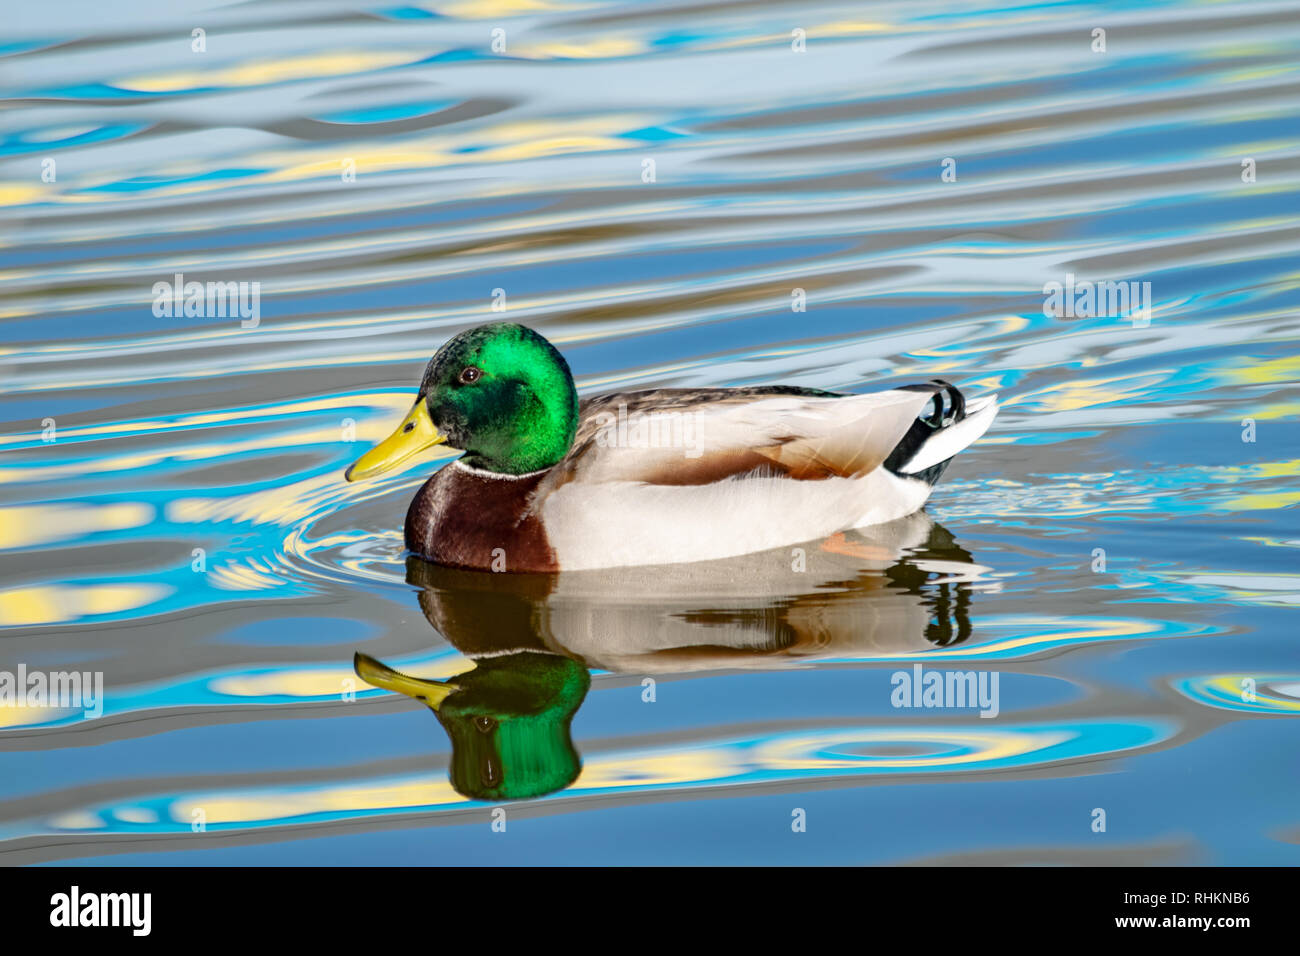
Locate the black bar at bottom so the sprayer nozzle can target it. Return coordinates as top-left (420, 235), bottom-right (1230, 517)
top-left (0, 865), bottom-right (1286, 941)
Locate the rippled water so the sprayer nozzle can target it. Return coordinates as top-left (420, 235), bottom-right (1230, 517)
top-left (2, 0), bottom-right (1298, 865)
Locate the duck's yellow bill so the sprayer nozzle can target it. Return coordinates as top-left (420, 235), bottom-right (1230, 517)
top-left (345, 398), bottom-right (447, 482)
top-left (354, 653), bottom-right (459, 710)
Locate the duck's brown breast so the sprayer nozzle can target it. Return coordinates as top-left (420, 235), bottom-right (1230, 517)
top-left (404, 462), bottom-right (558, 572)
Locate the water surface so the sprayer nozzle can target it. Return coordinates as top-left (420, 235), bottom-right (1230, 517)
top-left (1, 0), bottom-right (1298, 865)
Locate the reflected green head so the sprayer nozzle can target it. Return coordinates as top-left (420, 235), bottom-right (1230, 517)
top-left (435, 652), bottom-right (591, 801)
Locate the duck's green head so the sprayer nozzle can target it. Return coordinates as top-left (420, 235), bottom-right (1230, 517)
top-left (355, 651), bottom-right (590, 801)
top-left (345, 323), bottom-right (578, 480)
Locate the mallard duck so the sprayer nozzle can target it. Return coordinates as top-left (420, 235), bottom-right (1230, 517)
top-left (345, 322), bottom-right (998, 572)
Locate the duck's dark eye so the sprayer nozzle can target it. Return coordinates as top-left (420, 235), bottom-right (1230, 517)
top-left (474, 715), bottom-right (496, 733)
top-left (459, 366), bottom-right (482, 384)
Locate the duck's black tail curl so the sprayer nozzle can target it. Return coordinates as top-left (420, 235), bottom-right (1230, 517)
top-left (884, 379), bottom-right (993, 486)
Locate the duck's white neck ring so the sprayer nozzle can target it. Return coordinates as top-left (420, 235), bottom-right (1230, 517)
top-left (452, 458), bottom-right (552, 481)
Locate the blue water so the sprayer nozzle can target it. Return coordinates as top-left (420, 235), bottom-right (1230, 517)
top-left (1, 0), bottom-right (1297, 865)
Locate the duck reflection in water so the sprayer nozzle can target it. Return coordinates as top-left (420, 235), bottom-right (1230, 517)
top-left (355, 651), bottom-right (588, 802)
top-left (354, 511), bottom-right (991, 800)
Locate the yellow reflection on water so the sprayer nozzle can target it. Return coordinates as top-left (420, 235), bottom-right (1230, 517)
top-left (1222, 489), bottom-right (1300, 512)
top-left (1017, 372), bottom-right (1165, 412)
top-left (0, 705), bottom-right (81, 729)
top-left (0, 582), bottom-right (171, 626)
top-left (514, 37), bottom-right (645, 60)
top-left (118, 51), bottom-right (424, 93)
top-left (205, 560), bottom-right (295, 593)
top-left (574, 748), bottom-right (747, 789)
top-left (0, 183), bottom-right (46, 208)
top-left (441, 0), bottom-right (578, 19)
top-left (1222, 352), bottom-right (1300, 387)
top-left (0, 502), bottom-right (153, 551)
top-left (819, 20), bottom-right (896, 35)
top-left (170, 777), bottom-right (461, 826)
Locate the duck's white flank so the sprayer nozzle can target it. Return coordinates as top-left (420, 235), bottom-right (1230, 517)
top-left (539, 467), bottom-right (929, 570)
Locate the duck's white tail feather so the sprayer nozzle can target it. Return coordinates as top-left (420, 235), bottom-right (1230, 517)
top-left (898, 394), bottom-right (999, 475)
